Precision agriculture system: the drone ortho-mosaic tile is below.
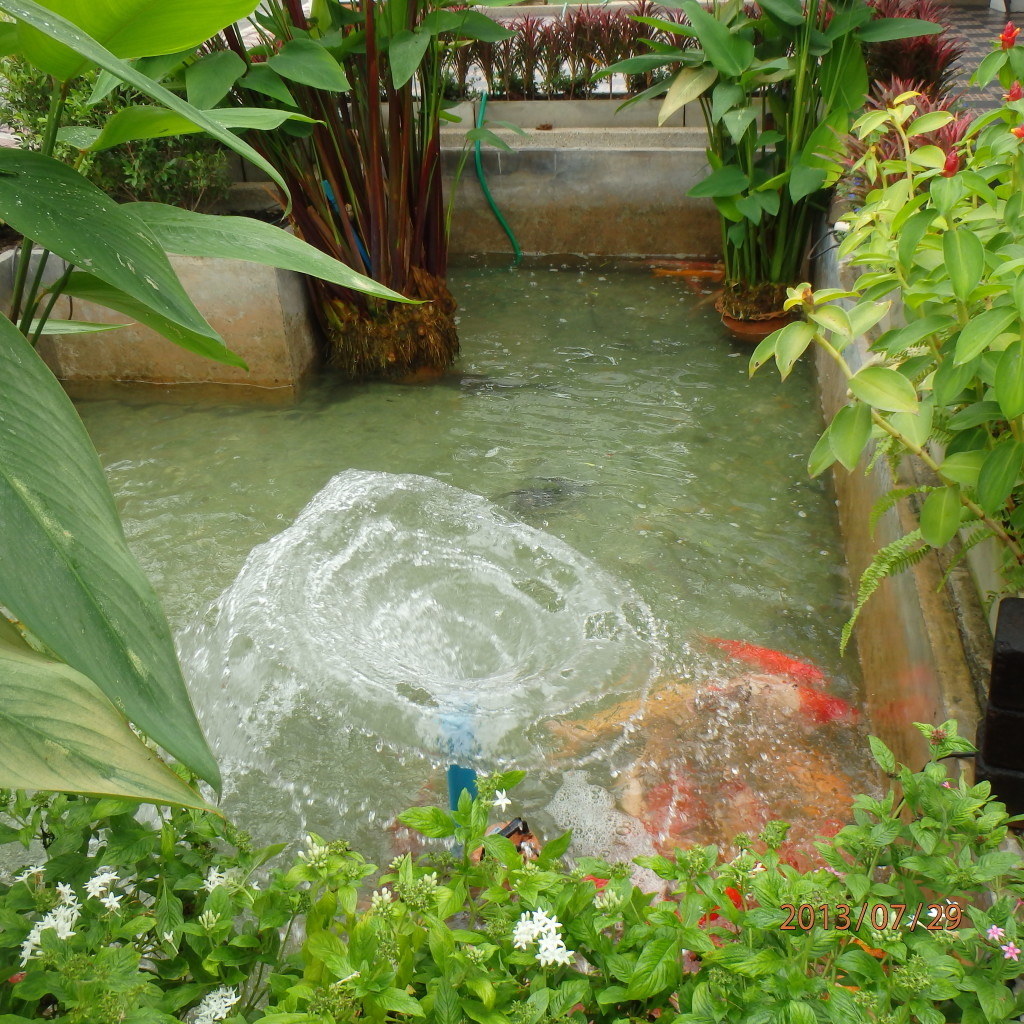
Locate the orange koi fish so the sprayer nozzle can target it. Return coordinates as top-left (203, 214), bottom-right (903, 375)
top-left (703, 637), bottom-right (827, 686)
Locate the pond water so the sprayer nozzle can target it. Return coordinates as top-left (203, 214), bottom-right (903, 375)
top-left (77, 258), bottom-right (872, 870)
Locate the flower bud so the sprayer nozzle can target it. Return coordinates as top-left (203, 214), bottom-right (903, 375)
top-left (1001, 21), bottom-right (1019, 49)
top-left (941, 150), bottom-right (959, 177)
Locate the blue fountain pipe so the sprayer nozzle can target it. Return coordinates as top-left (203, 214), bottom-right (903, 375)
top-left (440, 711), bottom-right (478, 810)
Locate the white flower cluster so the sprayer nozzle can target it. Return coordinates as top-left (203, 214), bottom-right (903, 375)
top-left (297, 834), bottom-right (329, 870)
top-left (188, 985), bottom-right (239, 1024)
top-left (512, 909), bottom-right (574, 967)
top-left (203, 867), bottom-right (228, 893)
top-left (19, 882), bottom-right (82, 965)
top-left (84, 867), bottom-right (122, 911)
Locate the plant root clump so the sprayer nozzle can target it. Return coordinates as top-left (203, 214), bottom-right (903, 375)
top-left (324, 266), bottom-right (459, 381)
top-left (716, 280), bottom-right (792, 321)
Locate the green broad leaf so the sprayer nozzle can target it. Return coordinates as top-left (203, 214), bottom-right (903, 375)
top-left (0, 0), bottom-right (290, 201)
top-left (688, 164), bottom-right (749, 198)
top-left (849, 365), bottom-right (919, 413)
top-left (14, 0), bottom-right (258, 82)
top-left (396, 805), bottom-right (456, 838)
top-left (868, 735), bottom-right (896, 774)
top-left (0, 618), bottom-right (214, 807)
top-left (681, 0), bottom-right (754, 77)
top-left (789, 162), bottom-right (826, 202)
top-left (919, 485), bottom-right (962, 548)
top-left (268, 38), bottom-right (350, 91)
top-left (891, 399), bottom-right (933, 448)
top-left (973, 48), bottom-right (1006, 88)
top-left (857, 17), bottom-right (941, 42)
top-left (933, 351), bottom-right (979, 405)
top-left (996, 340), bottom-right (1024, 419)
top-left (659, 66), bottom-right (717, 125)
top-left (86, 105), bottom-right (318, 151)
top-left (954, 306), bottom-right (1019, 365)
top-left (60, 272), bottom-right (247, 367)
top-left (241, 63), bottom-right (297, 106)
top-left (711, 81), bottom-right (743, 122)
top-left (978, 439), bottom-right (1024, 515)
top-left (0, 150), bottom-right (220, 342)
top-left (907, 144), bottom-right (947, 169)
top-left (808, 424), bottom-right (837, 477)
top-left (129, 203), bottom-right (408, 303)
top-left (0, 20), bottom-right (19, 55)
top-left (722, 106), bottom-right (757, 145)
top-left (748, 328), bottom-right (780, 375)
top-left (848, 301), bottom-right (891, 339)
top-left (940, 450), bottom-right (986, 488)
top-left (0, 316), bottom-right (220, 787)
top-left (454, 10), bottom-right (515, 41)
top-left (871, 312), bottom-right (946, 356)
top-left (624, 935), bottom-right (681, 999)
top-left (854, 108), bottom-right (892, 137)
top-left (734, 194), bottom-right (762, 224)
top-left (906, 110), bottom-right (954, 137)
top-left (895, 208), bottom-right (933, 270)
top-left (775, 320), bottom-right (815, 379)
top-left (828, 403), bottom-right (872, 471)
top-left (432, 982), bottom-right (463, 1024)
top-left (376, 990), bottom-right (424, 1017)
top-left (464, 126), bottom-right (512, 152)
top-left (389, 29), bottom-right (430, 90)
top-left (756, 0), bottom-right (804, 27)
top-left (943, 228), bottom-right (985, 304)
top-left (55, 125), bottom-right (100, 149)
top-left (481, 834), bottom-right (521, 869)
top-left (185, 49), bottom-right (246, 109)
top-left (809, 303), bottom-right (853, 343)
top-left (28, 318), bottom-right (126, 335)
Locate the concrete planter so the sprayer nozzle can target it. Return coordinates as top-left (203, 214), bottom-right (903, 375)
top-left (0, 247), bottom-right (319, 403)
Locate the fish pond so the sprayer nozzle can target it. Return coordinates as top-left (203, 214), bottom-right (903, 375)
top-left (77, 257), bottom-right (874, 871)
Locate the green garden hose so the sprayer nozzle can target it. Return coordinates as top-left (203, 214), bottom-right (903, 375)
top-left (475, 91), bottom-right (522, 265)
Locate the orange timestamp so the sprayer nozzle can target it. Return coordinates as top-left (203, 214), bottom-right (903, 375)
top-left (780, 902), bottom-right (962, 931)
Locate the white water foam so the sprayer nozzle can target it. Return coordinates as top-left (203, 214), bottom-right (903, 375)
top-left (178, 470), bottom-right (663, 835)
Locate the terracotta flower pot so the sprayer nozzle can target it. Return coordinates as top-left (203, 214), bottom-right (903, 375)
top-left (720, 311), bottom-right (794, 343)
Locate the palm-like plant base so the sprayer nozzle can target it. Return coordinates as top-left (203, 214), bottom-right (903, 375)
top-left (322, 267), bottom-right (459, 381)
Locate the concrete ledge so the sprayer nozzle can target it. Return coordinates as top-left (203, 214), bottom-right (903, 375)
top-left (0, 249), bottom-right (319, 402)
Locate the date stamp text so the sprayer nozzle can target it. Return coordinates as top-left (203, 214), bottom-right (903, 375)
top-left (779, 903), bottom-right (961, 931)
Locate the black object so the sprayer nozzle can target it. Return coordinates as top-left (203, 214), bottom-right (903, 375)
top-left (976, 597), bottom-right (1024, 823)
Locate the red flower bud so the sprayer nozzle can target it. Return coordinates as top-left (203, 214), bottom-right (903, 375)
top-left (1013, 124), bottom-right (1024, 140)
top-left (941, 150), bottom-right (959, 177)
top-left (1001, 21), bottom-right (1019, 49)
top-left (7, 972), bottom-right (25, 984)
top-left (1008, 81), bottom-right (1024, 101)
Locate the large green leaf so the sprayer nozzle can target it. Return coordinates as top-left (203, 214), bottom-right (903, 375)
top-left (185, 49), bottom-right (246, 109)
top-left (688, 164), bottom-right (749, 198)
top-left (681, 0), bottom-right (753, 77)
top-left (15, 0), bottom-right (257, 81)
top-left (943, 228), bottom-right (985, 305)
top-left (919, 485), bottom-right (961, 548)
top-left (60, 272), bottom-right (248, 366)
top-left (978, 439), bottom-right (1024, 515)
top-left (71, 104), bottom-right (318, 152)
top-left (268, 38), bottom-right (350, 91)
top-left (0, 619), bottom-right (214, 808)
top-left (389, 29), bottom-right (431, 90)
top-left (0, 314), bottom-right (220, 787)
top-left (129, 203), bottom-right (411, 303)
top-left (0, 0), bottom-right (290, 200)
top-left (828, 402), bottom-right (872, 471)
top-left (996, 339), bottom-right (1024, 420)
top-left (659, 66), bottom-right (717, 125)
top-left (954, 306), bottom-right (1019, 366)
top-left (0, 149), bottom-right (221, 342)
top-left (857, 17), bottom-right (941, 43)
top-left (848, 365), bottom-right (919, 413)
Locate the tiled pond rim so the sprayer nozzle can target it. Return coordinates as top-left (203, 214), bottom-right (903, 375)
top-left (812, 220), bottom-right (990, 777)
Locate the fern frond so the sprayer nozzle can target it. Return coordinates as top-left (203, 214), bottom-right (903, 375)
top-left (869, 485), bottom-right (932, 534)
top-left (866, 430), bottom-right (900, 474)
top-left (841, 530), bottom-right (930, 653)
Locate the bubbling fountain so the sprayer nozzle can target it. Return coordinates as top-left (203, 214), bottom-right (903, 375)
top-left (178, 470), bottom-right (665, 844)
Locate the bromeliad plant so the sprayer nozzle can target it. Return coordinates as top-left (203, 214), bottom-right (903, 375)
top-left (750, 31), bottom-right (1024, 643)
top-left (602, 0), bottom-right (941, 321)
top-left (196, 0), bottom-right (517, 380)
top-left (0, 0), bottom-right (405, 806)
top-left (1, 727), bottom-right (1022, 1022)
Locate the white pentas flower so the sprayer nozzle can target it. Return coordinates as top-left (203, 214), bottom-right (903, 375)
top-left (14, 865), bottom-right (45, 883)
top-left (297, 834), bottom-right (329, 870)
top-left (84, 868), bottom-right (119, 899)
top-left (188, 985), bottom-right (239, 1024)
top-left (203, 867), bottom-right (228, 893)
top-left (493, 789), bottom-right (512, 813)
top-left (512, 909), bottom-right (574, 967)
top-left (19, 899), bottom-right (83, 965)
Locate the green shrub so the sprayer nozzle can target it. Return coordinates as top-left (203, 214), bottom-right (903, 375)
top-left (0, 58), bottom-right (230, 211)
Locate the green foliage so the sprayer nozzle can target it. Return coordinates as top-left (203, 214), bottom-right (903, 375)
top-left (0, 0), bottom-right (406, 802)
top-left (1, 733), bottom-right (1022, 1022)
top-left (751, 36), bottom-right (1024, 643)
top-left (604, 0), bottom-right (940, 317)
top-left (0, 57), bottom-right (231, 210)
